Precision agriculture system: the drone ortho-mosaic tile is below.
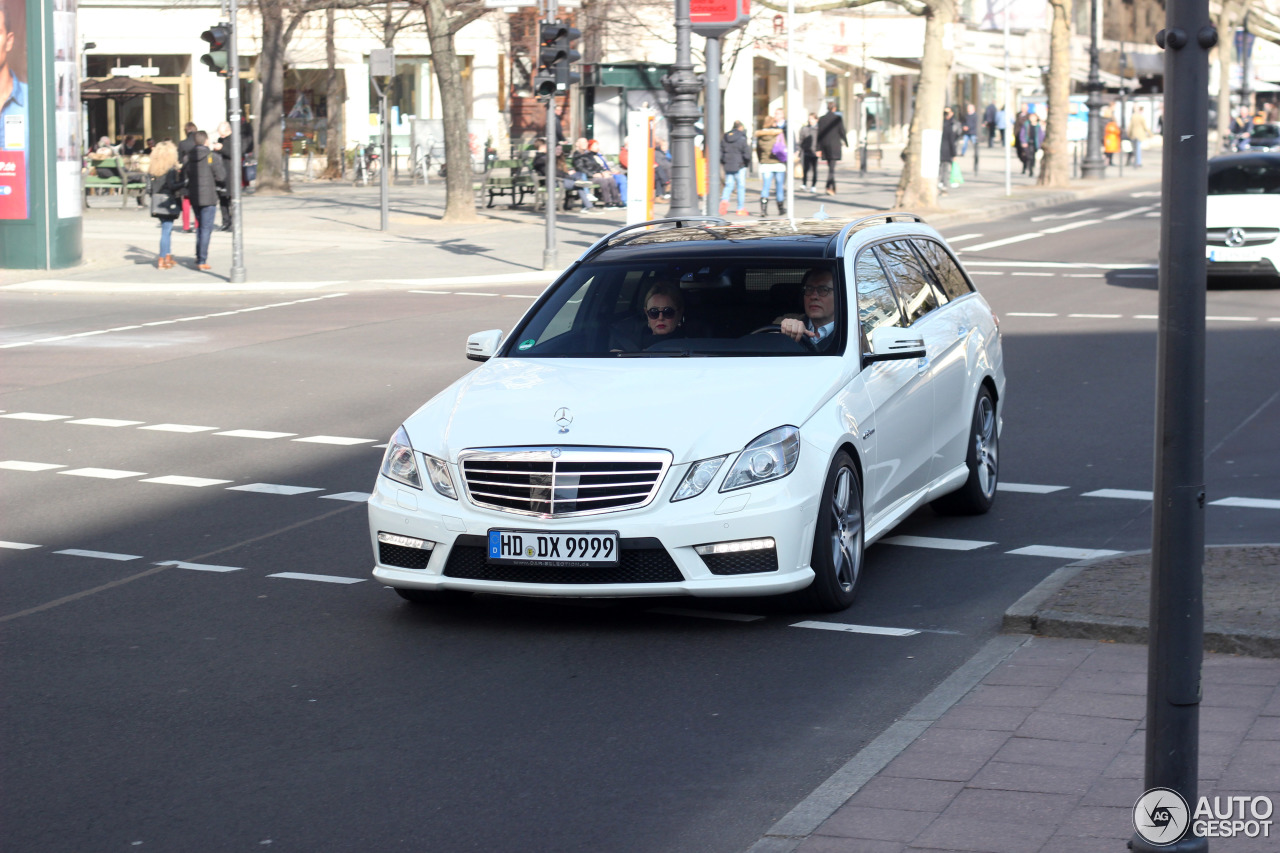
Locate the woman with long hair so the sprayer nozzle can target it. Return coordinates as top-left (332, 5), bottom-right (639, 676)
top-left (146, 141), bottom-right (184, 269)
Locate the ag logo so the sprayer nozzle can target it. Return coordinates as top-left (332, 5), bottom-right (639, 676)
top-left (1134, 787), bottom-right (1189, 846)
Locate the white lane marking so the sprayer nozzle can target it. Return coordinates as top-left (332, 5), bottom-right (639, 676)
top-left (55, 549), bottom-right (143, 561)
top-left (1068, 313), bottom-right (1123, 319)
top-left (1134, 314), bottom-right (1159, 319)
top-left (268, 572), bottom-right (366, 585)
top-left (1082, 489), bottom-right (1153, 500)
top-left (648, 607), bottom-right (766, 622)
top-left (792, 620), bottom-right (921, 637)
top-left (374, 271), bottom-right (560, 286)
top-left (1131, 191), bottom-right (1161, 198)
top-left (66, 418), bottom-right (147, 427)
top-left (227, 483), bottom-right (324, 495)
top-left (1030, 207), bottom-right (1100, 222)
top-left (1012, 272), bottom-right (1055, 277)
top-left (1206, 315), bottom-right (1258, 322)
top-left (880, 535), bottom-right (995, 551)
top-left (1143, 211), bottom-right (1161, 217)
top-left (0, 294), bottom-right (348, 348)
top-left (1269, 318), bottom-right (1280, 323)
top-left (970, 271), bottom-right (1004, 275)
top-left (1042, 219), bottom-right (1103, 234)
top-left (460, 292), bottom-right (500, 297)
top-left (1006, 312), bottom-right (1058, 317)
top-left (503, 294), bottom-right (538, 299)
top-left (409, 290), bottom-right (453, 294)
top-left (960, 232), bottom-right (1045, 252)
top-left (58, 468), bottom-right (147, 479)
top-left (156, 560), bottom-right (244, 573)
top-left (141, 475), bottom-right (235, 488)
top-left (214, 429), bottom-right (297, 439)
top-left (1066, 273), bottom-right (1104, 278)
top-left (0, 541), bottom-right (41, 549)
top-left (1104, 205), bottom-right (1158, 220)
top-left (2, 412), bottom-right (73, 421)
top-left (964, 261), bottom-right (1156, 270)
top-left (1210, 497), bottom-right (1280, 510)
top-left (998, 482), bottom-right (1069, 494)
top-left (1115, 273), bottom-right (1154, 278)
top-left (292, 435), bottom-right (377, 446)
top-left (321, 492), bottom-right (372, 502)
top-left (943, 233), bottom-right (985, 243)
top-left (1007, 545), bottom-right (1124, 560)
top-left (139, 423), bottom-right (219, 433)
top-left (0, 461), bottom-right (66, 471)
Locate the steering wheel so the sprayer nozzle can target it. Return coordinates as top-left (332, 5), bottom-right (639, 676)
top-left (749, 324), bottom-right (782, 334)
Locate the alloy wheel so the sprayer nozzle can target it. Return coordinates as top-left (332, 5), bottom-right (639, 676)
top-left (829, 467), bottom-right (863, 593)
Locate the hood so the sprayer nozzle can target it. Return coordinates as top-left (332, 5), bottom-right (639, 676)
top-left (1206, 193), bottom-right (1279, 227)
top-left (403, 358), bottom-right (848, 465)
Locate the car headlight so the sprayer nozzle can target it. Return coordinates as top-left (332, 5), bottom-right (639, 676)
top-left (671, 455), bottom-right (727, 502)
top-left (720, 426), bottom-right (801, 492)
top-left (380, 426), bottom-right (422, 490)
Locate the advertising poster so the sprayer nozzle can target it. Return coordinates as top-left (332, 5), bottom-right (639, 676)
top-left (53, 0), bottom-right (79, 217)
top-left (0, 0), bottom-right (29, 220)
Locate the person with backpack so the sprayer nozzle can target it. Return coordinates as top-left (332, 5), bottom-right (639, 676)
top-left (182, 130), bottom-right (227, 271)
top-left (755, 117), bottom-right (786, 217)
top-left (717, 121), bottom-right (752, 216)
top-left (146, 140), bottom-right (184, 269)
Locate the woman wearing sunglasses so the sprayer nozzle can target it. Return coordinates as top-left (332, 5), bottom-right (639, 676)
top-left (643, 282), bottom-right (685, 338)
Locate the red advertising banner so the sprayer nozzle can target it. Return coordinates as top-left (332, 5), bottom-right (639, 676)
top-left (0, 152), bottom-right (24, 219)
top-left (691, 0), bottom-right (749, 37)
top-left (0, 0), bottom-right (31, 220)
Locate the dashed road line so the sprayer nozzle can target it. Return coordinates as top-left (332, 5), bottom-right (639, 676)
top-left (959, 233), bottom-right (1044, 252)
top-left (140, 475), bottom-right (234, 488)
top-left (67, 418), bottom-right (145, 427)
top-left (139, 423), bottom-right (219, 433)
top-left (1082, 489), bottom-right (1153, 501)
top-left (321, 492), bottom-right (372, 502)
top-left (6, 414), bottom-right (377, 447)
top-left (1068, 313), bottom-right (1123, 319)
top-left (880, 535), bottom-right (995, 551)
top-left (54, 549), bottom-right (143, 561)
top-left (0, 541), bottom-right (40, 549)
top-left (998, 483), bottom-right (1068, 494)
top-left (58, 468), bottom-right (146, 479)
top-left (0, 461), bottom-right (65, 471)
top-left (2, 412), bottom-right (72, 421)
top-left (156, 560), bottom-right (244, 573)
top-left (1210, 497), bottom-right (1280, 510)
top-left (1104, 205), bottom-right (1158, 220)
top-left (214, 429), bottom-right (297, 440)
top-left (228, 483), bottom-right (324, 495)
top-left (1205, 316), bottom-right (1258, 322)
top-left (268, 572), bottom-right (366, 584)
top-left (792, 621), bottom-right (921, 637)
top-left (1007, 545), bottom-right (1124, 560)
top-left (293, 435), bottom-right (376, 446)
top-left (1042, 219), bottom-right (1102, 234)
top-left (1030, 207), bottom-right (1101, 223)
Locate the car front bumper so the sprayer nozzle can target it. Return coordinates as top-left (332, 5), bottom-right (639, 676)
top-left (368, 458), bottom-right (823, 599)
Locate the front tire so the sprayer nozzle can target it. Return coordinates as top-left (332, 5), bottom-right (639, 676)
top-left (798, 451), bottom-right (864, 612)
top-left (933, 386), bottom-right (999, 515)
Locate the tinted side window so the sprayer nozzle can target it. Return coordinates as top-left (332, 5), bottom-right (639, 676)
top-left (876, 240), bottom-right (938, 325)
top-left (855, 250), bottom-right (903, 339)
top-left (916, 239), bottom-right (973, 301)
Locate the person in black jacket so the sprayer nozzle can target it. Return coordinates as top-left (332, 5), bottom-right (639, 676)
top-left (214, 121), bottom-right (234, 231)
top-left (176, 122), bottom-right (198, 232)
top-left (938, 106), bottom-right (961, 193)
top-left (717, 121), bottom-right (752, 215)
top-left (798, 113), bottom-right (820, 193)
top-left (183, 130), bottom-right (227, 270)
top-left (145, 140), bottom-right (184, 269)
top-left (815, 102), bottom-right (847, 195)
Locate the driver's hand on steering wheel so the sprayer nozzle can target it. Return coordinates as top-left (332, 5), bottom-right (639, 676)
top-left (779, 318), bottom-right (817, 343)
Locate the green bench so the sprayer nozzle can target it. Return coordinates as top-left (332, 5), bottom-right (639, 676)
top-left (83, 157), bottom-right (147, 208)
top-left (478, 159), bottom-right (536, 208)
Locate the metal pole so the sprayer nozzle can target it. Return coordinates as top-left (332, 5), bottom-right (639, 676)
top-left (543, 0), bottom-right (558, 271)
top-left (704, 36), bottom-right (721, 216)
top-left (1003, 0), bottom-right (1011, 196)
top-left (786, 0), bottom-right (795, 226)
top-left (228, 0), bottom-right (246, 283)
top-left (1128, 11), bottom-right (1213, 853)
top-left (379, 90), bottom-right (389, 231)
top-left (1118, 47), bottom-right (1126, 177)
top-left (1081, 0), bottom-right (1107, 177)
top-left (1240, 13), bottom-right (1251, 118)
top-left (664, 0), bottom-right (702, 216)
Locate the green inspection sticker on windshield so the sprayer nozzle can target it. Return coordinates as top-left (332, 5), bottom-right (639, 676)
top-left (518, 339), bottom-right (536, 350)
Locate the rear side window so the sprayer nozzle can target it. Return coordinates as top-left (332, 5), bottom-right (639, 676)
top-left (915, 239), bottom-right (973, 301)
top-left (875, 240), bottom-right (939, 325)
top-left (854, 250), bottom-right (902, 338)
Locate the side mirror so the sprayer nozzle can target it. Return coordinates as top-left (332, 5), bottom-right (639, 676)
top-left (863, 326), bottom-right (926, 367)
top-left (466, 329), bottom-right (504, 362)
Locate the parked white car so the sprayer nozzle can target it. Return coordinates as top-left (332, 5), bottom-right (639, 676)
top-left (1206, 152), bottom-right (1280, 283)
top-left (369, 215), bottom-right (1006, 611)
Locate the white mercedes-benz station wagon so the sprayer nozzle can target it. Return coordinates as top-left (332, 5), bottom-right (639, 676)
top-left (369, 215), bottom-right (1005, 611)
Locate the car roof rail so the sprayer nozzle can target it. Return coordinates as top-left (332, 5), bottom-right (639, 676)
top-left (576, 216), bottom-right (731, 263)
top-left (833, 212), bottom-right (927, 256)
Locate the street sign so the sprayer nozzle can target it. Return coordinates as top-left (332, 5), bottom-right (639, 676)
top-left (369, 48), bottom-right (395, 78)
top-left (691, 0), bottom-right (750, 38)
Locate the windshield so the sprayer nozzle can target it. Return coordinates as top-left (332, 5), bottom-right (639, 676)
top-left (1247, 124), bottom-right (1279, 140)
top-left (503, 259), bottom-right (845, 358)
top-left (1208, 161), bottom-right (1280, 195)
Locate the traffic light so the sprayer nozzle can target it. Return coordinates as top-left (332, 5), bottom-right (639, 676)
top-left (535, 22), bottom-right (580, 97)
top-left (200, 24), bottom-right (232, 76)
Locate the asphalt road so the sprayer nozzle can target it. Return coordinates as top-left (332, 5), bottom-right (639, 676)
top-left (2, 187), bottom-right (1278, 852)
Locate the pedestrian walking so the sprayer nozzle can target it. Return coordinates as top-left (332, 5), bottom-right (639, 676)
top-left (717, 120), bottom-right (752, 216)
top-left (182, 130), bottom-right (226, 271)
top-left (146, 140), bottom-right (183, 269)
top-left (995, 106), bottom-right (1008, 147)
top-left (1103, 111), bottom-right (1121, 166)
top-left (1012, 107), bottom-right (1029, 167)
top-left (959, 103), bottom-right (978, 156)
top-left (815, 101), bottom-right (847, 195)
top-left (938, 106), bottom-right (961, 192)
top-left (176, 122), bottom-right (198, 232)
top-left (983, 102), bottom-right (998, 147)
top-left (1127, 106), bottom-right (1150, 167)
top-left (1018, 112), bottom-right (1044, 176)
top-left (214, 121), bottom-right (235, 231)
top-left (755, 117), bottom-right (786, 217)
top-left (798, 113), bottom-right (820, 193)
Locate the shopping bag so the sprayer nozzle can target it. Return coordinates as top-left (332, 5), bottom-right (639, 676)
top-left (949, 159), bottom-right (964, 187)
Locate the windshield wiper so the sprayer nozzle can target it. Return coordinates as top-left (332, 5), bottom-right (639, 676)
top-left (616, 349), bottom-right (692, 357)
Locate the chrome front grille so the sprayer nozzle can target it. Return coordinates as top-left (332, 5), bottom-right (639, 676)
top-left (1206, 227), bottom-right (1279, 247)
top-left (459, 447), bottom-right (672, 518)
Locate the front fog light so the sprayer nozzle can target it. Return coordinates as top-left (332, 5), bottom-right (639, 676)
top-left (672, 455), bottom-right (727, 501)
top-left (694, 538), bottom-right (776, 555)
top-left (378, 532), bottom-right (433, 551)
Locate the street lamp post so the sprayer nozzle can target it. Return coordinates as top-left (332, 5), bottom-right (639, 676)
top-left (1081, 0), bottom-right (1107, 178)
top-left (664, 0), bottom-right (703, 217)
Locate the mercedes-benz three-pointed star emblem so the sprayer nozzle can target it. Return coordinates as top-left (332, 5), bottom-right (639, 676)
top-left (1225, 227), bottom-right (1247, 248)
top-left (554, 407), bottom-right (573, 433)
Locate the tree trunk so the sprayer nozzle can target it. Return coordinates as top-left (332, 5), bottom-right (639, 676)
top-left (423, 0), bottom-right (482, 222)
top-left (895, 0), bottom-right (954, 209)
top-left (1039, 0), bottom-right (1072, 187)
top-left (323, 6), bottom-right (345, 180)
top-left (1214, 1), bottom-right (1241, 151)
top-left (257, 0), bottom-right (290, 193)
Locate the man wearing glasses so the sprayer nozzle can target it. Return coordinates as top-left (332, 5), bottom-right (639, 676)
top-left (777, 269), bottom-right (839, 351)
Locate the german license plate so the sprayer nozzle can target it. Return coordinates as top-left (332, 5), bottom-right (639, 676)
top-left (487, 529), bottom-right (620, 567)
top-left (1207, 247), bottom-right (1261, 263)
